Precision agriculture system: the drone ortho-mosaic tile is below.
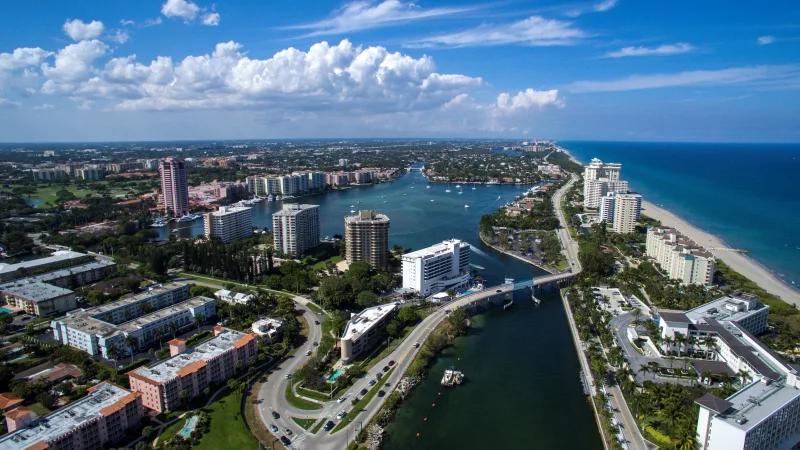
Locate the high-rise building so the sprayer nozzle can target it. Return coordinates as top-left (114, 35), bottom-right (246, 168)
top-left (31, 168), bottom-right (67, 182)
top-left (598, 192), bottom-right (616, 223)
top-left (272, 204), bottom-right (320, 256)
top-left (204, 206), bottom-right (252, 243)
top-left (159, 158), bottom-right (189, 217)
top-left (402, 239), bottom-right (471, 297)
top-left (345, 210), bottom-right (390, 269)
top-left (76, 165), bottom-right (105, 181)
top-left (646, 226), bottom-right (716, 286)
top-left (583, 158), bottom-right (626, 208)
top-left (612, 193), bottom-right (642, 234)
top-left (339, 158), bottom-right (348, 167)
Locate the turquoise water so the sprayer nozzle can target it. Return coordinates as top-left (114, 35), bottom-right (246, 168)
top-left (178, 415), bottom-right (198, 438)
top-left (0, 308), bottom-right (13, 314)
top-left (561, 141), bottom-right (800, 290)
top-left (328, 369), bottom-right (344, 382)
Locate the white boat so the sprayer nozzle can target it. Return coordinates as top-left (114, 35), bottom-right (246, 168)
top-left (171, 229), bottom-right (179, 233)
top-left (464, 204), bottom-right (469, 208)
top-left (350, 210), bottom-right (356, 213)
top-left (445, 189), bottom-right (451, 193)
top-left (472, 183), bottom-right (476, 190)
top-left (426, 186), bottom-right (431, 189)
top-left (177, 213), bottom-right (200, 223)
top-left (383, 201), bottom-right (388, 203)
top-left (251, 197), bottom-right (264, 203)
top-left (403, 194), bottom-right (407, 196)
top-left (430, 199), bottom-right (435, 202)
top-left (458, 191), bottom-right (463, 194)
top-left (441, 367), bottom-right (464, 387)
top-left (455, 185), bottom-right (461, 188)
top-left (350, 205), bottom-right (355, 208)
top-left (267, 195), bottom-right (274, 201)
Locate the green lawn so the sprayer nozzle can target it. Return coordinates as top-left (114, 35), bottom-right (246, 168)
top-left (312, 255), bottom-right (342, 270)
top-left (160, 417), bottom-right (186, 439)
top-left (291, 417), bottom-right (317, 430)
top-left (284, 382), bottom-right (323, 410)
top-left (332, 367), bottom-right (396, 433)
top-left (195, 388), bottom-right (259, 450)
top-left (28, 402), bottom-right (51, 418)
top-left (305, 302), bottom-right (324, 314)
top-left (310, 417), bottom-right (328, 434)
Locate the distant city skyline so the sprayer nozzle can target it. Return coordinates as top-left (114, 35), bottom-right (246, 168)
top-left (0, 0), bottom-right (798, 142)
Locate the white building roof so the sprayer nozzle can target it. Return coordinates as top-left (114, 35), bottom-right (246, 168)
top-left (685, 292), bottom-right (766, 324)
top-left (0, 280), bottom-right (73, 302)
top-left (252, 317), bottom-right (283, 337)
top-left (0, 250), bottom-right (89, 278)
top-left (402, 239), bottom-right (466, 260)
top-left (0, 383), bottom-right (134, 450)
top-left (208, 205), bottom-right (251, 217)
top-left (716, 379), bottom-right (800, 432)
top-left (7, 260), bottom-right (114, 285)
top-left (342, 304), bottom-right (397, 341)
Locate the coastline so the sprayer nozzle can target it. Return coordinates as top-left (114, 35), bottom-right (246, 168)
top-left (556, 145), bottom-right (800, 306)
top-left (478, 232), bottom-right (556, 275)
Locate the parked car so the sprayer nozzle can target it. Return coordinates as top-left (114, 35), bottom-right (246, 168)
top-left (314, 320), bottom-right (320, 325)
top-left (284, 428), bottom-right (293, 436)
top-left (306, 350), bottom-right (312, 356)
top-left (324, 421), bottom-right (335, 431)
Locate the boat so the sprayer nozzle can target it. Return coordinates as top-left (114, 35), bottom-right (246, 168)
top-left (171, 229), bottom-right (179, 233)
top-left (267, 195), bottom-right (274, 201)
top-left (350, 210), bottom-right (356, 213)
top-left (251, 197), bottom-right (264, 203)
top-left (464, 204), bottom-right (469, 208)
top-left (403, 194), bottom-right (407, 196)
top-left (350, 205), bottom-right (355, 208)
top-left (177, 213), bottom-right (201, 223)
top-left (455, 184), bottom-right (461, 188)
top-left (441, 367), bottom-right (464, 387)
top-left (458, 191), bottom-right (463, 194)
top-left (426, 186), bottom-right (431, 189)
top-left (382, 196), bottom-right (386, 198)
top-left (445, 183), bottom-right (451, 193)
top-left (430, 199), bottom-right (435, 202)
top-left (383, 201), bottom-right (388, 203)
top-left (472, 183), bottom-right (476, 190)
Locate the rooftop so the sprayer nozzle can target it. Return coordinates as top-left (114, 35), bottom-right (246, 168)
top-left (658, 311), bottom-right (691, 324)
top-left (0, 251), bottom-right (90, 278)
top-left (0, 383), bottom-right (136, 450)
top-left (131, 328), bottom-right (251, 384)
top-left (0, 393), bottom-right (23, 410)
top-left (0, 280), bottom-right (74, 302)
top-left (345, 210), bottom-right (389, 224)
top-left (75, 282), bottom-right (187, 318)
top-left (710, 319), bottom-right (782, 381)
top-left (685, 292), bottom-right (766, 325)
top-left (8, 260), bottom-right (115, 285)
top-left (208, 205), bottom-right (251, 217)
top-left (342, 303), bottom-right (397, 341)
top-left (402, 239), bottom-right (468, 260)
top-left (714, 379), bottom-right (800, 432)
top-left (273, 204), bottom-right (318, 216)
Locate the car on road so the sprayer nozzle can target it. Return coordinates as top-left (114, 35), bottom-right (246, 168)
top-left (360, 388), bottom-right (368, 395)
top-left (369, 380), bottom-right (376, 386)
top-left (389, 360), bottom-right (395, 366)
top-left (285, 373), bottom-right (292, 379)
top-left (445, 309), bottom-right (451, 314)
top-left (413, 342), bottom-right (420, 348)
top-left (280, 436), bottom-right (291, 446)
top-left (324, 421), bottom-right (335, 431)
top-left (313, 341), bottom-right (318, 346)
top-left (336, 411), bottom-right (346, 420)
top-left (382, 366), bottom-right (390, 372)
top-left (269, 424), bottom-right (279, 433)
top-left (314, 320), bottom-right (320, 325)
top-left (378, 390), bottom-right (386, 397)
top-left (306, 350), bottom-right (312, 356)
top-left (375, 372), bottom-right (383, 379)
top-left (284, 428), bottom-right (293, 435)
top-left (271, 411), bottom-right (280, 420)
top-left (337, 396), bottom-right (346, 403)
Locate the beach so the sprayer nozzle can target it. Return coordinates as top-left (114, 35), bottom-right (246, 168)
top-left (556, 147), bottom-right (800, 307)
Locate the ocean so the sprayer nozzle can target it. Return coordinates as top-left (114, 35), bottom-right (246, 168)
top-left (559, 141), bottom-right (800, 289)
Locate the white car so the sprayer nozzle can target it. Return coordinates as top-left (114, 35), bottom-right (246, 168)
top-left (336, 411), bottom-right (346, 420)
top-left (337, 396), bottom-right (346, 403)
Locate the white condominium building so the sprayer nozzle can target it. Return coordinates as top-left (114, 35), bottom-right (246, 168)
top-left (599, 192), bottom-right (616, 223)
top-left (402, 239), bottom-right (471, 297)
top-left (204, 205), bottom-right (252, 243)
top-left (340, 303), bottom-right (398, 363)
top-left (246, 172), bottom-right (327, 198)
top-left (583, 158), bottom-right (627, 209)
top-left (612, 193), bottom-right (642, 234)
top-left (272, 204), bottom-right (320, 256)
top-left (646, 226), bottom-right (716, 286)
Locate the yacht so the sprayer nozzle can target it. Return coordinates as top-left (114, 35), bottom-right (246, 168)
top-left (455, 184), bottom-right (461, 188)
top-left (441, 368), bottom-right (464, 387)
top-left (350, 209), bottom-right (356, 213)
top-left (177, 213), bottom-right (201, 223)
top-left (350, 205), bottom-right (355, 208)
top-left (464, 204), bottom-right (469, 208)
top-left (426, 185), bottom-right (431, 189)
top-left (445, 183), bottom-right (451, 193)
top-left (472, 183), bottom-right (476, 190)
top-left (383, 201), bottom-right (388, 203)
top-left (267, 195), bottom-right (274, 201)
top-left (403, 193), bottom-right (407, 196)
top-left (430, 199), bottom-right (435, 202)
top-left (251, 197), bottom-right (264, 203)
top-left (458, 191), bottom-right (463, 194)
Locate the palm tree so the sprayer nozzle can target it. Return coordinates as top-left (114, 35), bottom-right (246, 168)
top-left (701, 370), bottom-right (714, 385)
top-left (675, 332), bottom-right (687, 357)
top-left (663, 336), bottom-right (674, 355)
top-left (702, 335), bottom-right (716, 359)
top-left (631, 308), bottom-right (642, 327)
top-left (195, 313), bottom-right (204, 330)
top-left (108, 345), bottom-right (120, 371)
top-left (673, 423), bottom-right (699, 450)
top-left (648, 361), bottom-right (662, 378)
top-left (155, 328), bottom-right (164, 350)
top-left (170, 321), bottom-right (179, 338)
top-left (686, 335), bottom-right (697, 357)
top-left (737, 369), bottom-right (752, 386)
top-left (125, 334), bottom-right (138, 364)
top-left (638, 365), bottom-right (651, 381)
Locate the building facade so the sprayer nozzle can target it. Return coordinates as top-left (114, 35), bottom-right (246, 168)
top-left (31, 168), bottom-right (67, 182)
top-left (646, 226), bottom-right (716, 286)
top-left (612, 193), bottom-right (642, 234)
top-left (402, 239), bottom-right (471, 297)
top-left (345, 210), bottom-right (390, 269)
top-left (598, 192), bottom-right (616, 223)
top-left (340, 304), bottom-right (397, 363)
top-left (272, 204), bottom-right (320, 256)
top-left (51, 283), bottom-right (216, 359)
top-left (129, 328), bottom-right (258, 413)
top-left (0, 281), bottom-right (76, 316)
top-left (204, 206), bottom-right (252, 243)
top-left (0, 383), bottom-right (143, 450)
top-left (583, 158), bottom-right (627, 209)
top-left (159, 157), bottom-right (189, 217)
top-left (0, 250), bottom-right (92, 282)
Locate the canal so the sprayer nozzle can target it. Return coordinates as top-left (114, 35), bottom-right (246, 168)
top-left (159, 167), bottom-right (602, 449)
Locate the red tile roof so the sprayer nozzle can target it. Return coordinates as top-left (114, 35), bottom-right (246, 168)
top-left (0, 392), bottom-right (23, 410)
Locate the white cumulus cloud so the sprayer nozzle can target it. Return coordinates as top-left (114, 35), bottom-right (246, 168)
top-left (408, 16), bottom-right (585, 48)
top-left (496, 89), bottom-right (563, 111)
top-left (162, 0), bottom-right (201, 20)
top-left (110, 29), bottom-right (130, 44)
top-left (604, 43), bottom-right (694, 58)
top-left (202, 13), bottom-right (220, 26)
top-left (0, 48), bottom-right (53, 71)
top-left (63, 19), bottom-right (105, 41)
top-left (0, 98), bottom-right (22, 109)
top-left (41, 39), bottom-right (108, 83)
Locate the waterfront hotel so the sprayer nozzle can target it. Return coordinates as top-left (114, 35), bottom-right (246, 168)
top-left (401, 239), bottom-right (471, 297)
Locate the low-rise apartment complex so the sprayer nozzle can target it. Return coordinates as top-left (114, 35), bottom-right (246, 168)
top-left (0, 382), bottom-right (143, 450)
top-left (51, 283), bottom-right (216, 359)
top-left (0, 250), bottom-right (92, 282)
top-left (204, 205), bottom-right (252, 243)
top-left (0, 280), bottom-right (76, 316)
top-left (129, 327), bottom-right (258, 412)
top-left (402, 239), bottom-right (471, 297)
top-left (340, 304), bottom-right (397, 363)
top-left (646, 226), bottom-right (716, 286)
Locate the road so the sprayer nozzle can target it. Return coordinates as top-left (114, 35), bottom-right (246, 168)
top-left (552, 173), bottom-right (583, 275)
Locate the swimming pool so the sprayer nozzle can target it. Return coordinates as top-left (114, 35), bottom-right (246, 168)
top-left (327, 369), bottom-right (344, 382)
top-left (0, 308), bottom-right (13, 314)
top-left (178, 415), bottom-right (199, 439)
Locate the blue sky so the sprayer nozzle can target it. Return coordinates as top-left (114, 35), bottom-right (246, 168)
top-left (0, 0), bottom-right (798, 142)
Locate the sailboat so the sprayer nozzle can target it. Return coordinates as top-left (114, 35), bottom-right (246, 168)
top-left (472, 183), bottom-right (476, 190)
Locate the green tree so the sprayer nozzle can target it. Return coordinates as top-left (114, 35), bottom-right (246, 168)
top-left (386, 319), bottom-right (403, 339)
top-left (447, 309), bottom-right (469, 336)
top-left (397, 306), bottom-right (419, 324)
top-left (355, 291), bottom-right (379, 308)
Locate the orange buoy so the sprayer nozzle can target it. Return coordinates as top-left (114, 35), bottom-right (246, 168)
top-left (416, 433), bottom-right (420, 437)
top-left (424, 418), bottom-right (427, 421)
top-left (432, 403), bottom-right (436, 407)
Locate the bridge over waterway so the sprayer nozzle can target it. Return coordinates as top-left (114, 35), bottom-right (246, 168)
top-left (449, 271), bottom-right (574, 313)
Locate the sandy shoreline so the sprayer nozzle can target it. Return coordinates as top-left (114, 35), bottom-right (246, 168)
top-left (555, 146), bottom-right (800, 306)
